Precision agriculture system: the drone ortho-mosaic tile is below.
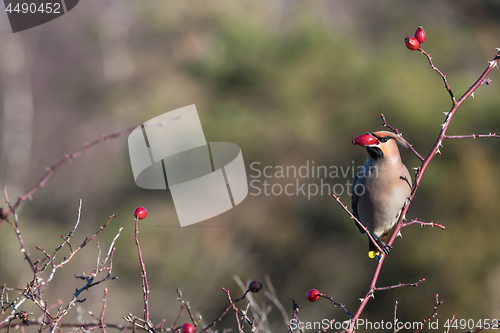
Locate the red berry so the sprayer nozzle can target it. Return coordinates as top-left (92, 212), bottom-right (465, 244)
top-left (306, 289), bottom-right (321, 302)
top-left (414, 25), bottom-right (426, 44)
top-left (181, 323), bottom-right (195, 333)
top-left (134, 207), bottom-right (147, 219)
top-left (248, 280), bottom-right (263, 293)
top-left (405, 36), bottom-right (420, 51)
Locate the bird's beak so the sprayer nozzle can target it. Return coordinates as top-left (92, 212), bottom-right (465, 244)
top-left (352, 133), bottom-right (380, 146)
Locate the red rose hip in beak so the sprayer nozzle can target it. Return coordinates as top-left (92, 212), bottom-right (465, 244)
top-left (352, 134), bottom-right (380, 146)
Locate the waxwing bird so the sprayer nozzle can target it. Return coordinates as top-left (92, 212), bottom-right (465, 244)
top-left (351, 131), bottom-right (412, 258)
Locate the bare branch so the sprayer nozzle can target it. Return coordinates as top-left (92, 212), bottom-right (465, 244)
top-left (134, 217), bottom-right (151, 325)
top-left (445, 315), bottom-right (455, 333)
top-left (100, 288), bottom-right (108, 333)
top-left (402, 219), bottom-right (445, 229)
top-left (2, 186), bottom-right (35, 273)
top-left (418, 48), bottom-right (456, 105)
top-left (176, 288), bottom-right (197, 326)
top-left (374, 278), bottom-right (425, 291)
top-left (414, 294), bottom-right (442, 333)
top-left (287, 298), bottom-right (302, 333)
top-left (393, 301), bottom-right (399, 333)
top-left (318, 293), bottom-right (352, 318)
top-left (445, 133), bottom-right (500, 139)
top-left (200, 287), bottom-right (250, 333)
top-left (332, 195), bottom-right (385, 256)
top-left (381, 114), bottom-right (424, 161)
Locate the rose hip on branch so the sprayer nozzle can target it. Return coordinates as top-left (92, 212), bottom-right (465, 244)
top-left (405, 36), bottom-right (420, 51)
top-left (134, 207), bottom-right (147, 220)
top-left (306, 289), bottom-right (321, 302)
top-left (414, 25), bottom-right (426, 44)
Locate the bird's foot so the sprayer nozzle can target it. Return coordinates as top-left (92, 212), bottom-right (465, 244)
top-left (379, 241), bottom-right (392, 255)
top-left (370, 233), bottom-right (392, 256)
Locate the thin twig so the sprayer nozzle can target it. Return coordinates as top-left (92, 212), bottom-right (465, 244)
top-left (0, 321), bottom-right (135, 331)
top-left (374, 278), bottom-right (425, 291)
top-left (222, 288), bottom-right (242, 333)
top-left (200, 287), bottom-right (249, 333)
top-left (172, 303), bottom-right (184, 330)
top-left (288, 298), bottom-right (302, 333)
top-left (100, 288), bottom-right (108, 333)
top-left (332, 195), bottom-right (385, 255)
top-left (445, 315), bottom-right (455, 333)
top-left (134, 217), bottom-right (151, 324)
top-left (402, 219), bottom-right (445, 229)
top-left (414, 294), bottom-right (442, 333)
top-left (176, 288), bottom-right (197, 325)
top-left (0, 202), bottom-right (119, 333)
top-left (393, 301), bottom-right (399, 333)
top-left (2, 186), bottom-right (36, 274)
top-left (381, 114), bottom-right (424, 161)
top-left (46, 210), bottom-right (117, 284)
top-left (263, 276), bottom-right (289, 327)
top-left (445, 133), bottom-right (500, 139)
top-left (318, 294), bottom-right (352, 318)
top-left (419, 48), bottom-right (456, 105)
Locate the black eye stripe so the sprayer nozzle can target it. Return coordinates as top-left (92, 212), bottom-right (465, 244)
top-left (370, 134), bottom-right (392, 143)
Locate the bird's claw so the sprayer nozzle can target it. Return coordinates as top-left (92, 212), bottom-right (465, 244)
top-left (371, 233), bottom-right (391, 255)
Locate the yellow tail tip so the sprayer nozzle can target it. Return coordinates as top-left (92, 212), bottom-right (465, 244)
top-left (368, 251), bottom-right (380, 258)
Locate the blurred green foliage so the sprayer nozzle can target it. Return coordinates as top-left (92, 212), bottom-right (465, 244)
top-left (1, 1), bottom-right (500, 332)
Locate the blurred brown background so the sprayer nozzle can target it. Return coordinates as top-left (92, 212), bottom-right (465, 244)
top-left (1, 0), bottom-right (500, 332)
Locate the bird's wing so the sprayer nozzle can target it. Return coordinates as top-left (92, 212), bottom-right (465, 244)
top-left (352, 165), bottom-right (366, 235)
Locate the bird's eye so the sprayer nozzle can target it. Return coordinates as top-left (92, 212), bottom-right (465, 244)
top-left (380, 137), bottom-right (390, 143)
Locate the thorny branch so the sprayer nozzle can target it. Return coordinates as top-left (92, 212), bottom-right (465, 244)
top-left (0, 200), bottom-right (121, 332)
top-left (374, 278), bottom-right (425, 291)
top-left (287, 298), bottom-right (303, 333)
top-left (318, 293), bottom-right (352, 318)
top-left (176, 288), bottom-right (198, 327)
top-left (331, 194), bottom-right (385, 256)
top-left (223, 288), bottom-right (243, 333)
top-left (402, 219), bottom-right (446, 229)
top-left (419, 48), bottom-right (456, 104)
top-left (445, 133), bottom-right (500, 139)
top-left (3, 186), bottom-right (36, 274)
top-left (134, 216), bottom-right (153, 330)
top-left (338, 48), bottom-right (500, 333)
top-left (199, 285), bottom-right (255, 333)
top-left (414, 294), bottom-right (442, 333)
top-left (381, 114), bottom-right (424, 162)
top-left (393, 301), bottom-right (399, 333)
top-left (445, 315), bottom-right (456, 333)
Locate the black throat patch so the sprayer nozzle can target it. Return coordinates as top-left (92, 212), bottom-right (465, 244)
top-left (366, 146), bottom-right (384, 159)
